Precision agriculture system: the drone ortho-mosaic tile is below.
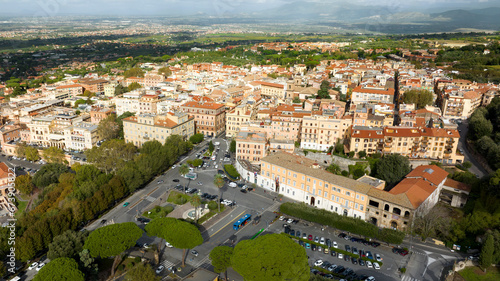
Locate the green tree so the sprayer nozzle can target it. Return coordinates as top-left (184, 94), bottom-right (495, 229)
top-left (114, 84), bottom-right (127, 96)
top-left (25, 146), bottom-right (40, 161)
top-left (79, 249), bottom-right (98, 278)
top-left (402, 89), bottom-right (433, 109)
top-left (480, 233), bottom-right (494, 272)
top-left (469, 111), bottom-right (493, 140)
top-left (374, 154), bottom-right (411, 187)
top-left (462, 161), bottom-right (472, 170)
top-left (84, 222), bottom-right (143, 276)
top-left (214, 174), bottom-right (225, 212)
top-left (231, 234), bottom-right (309, 281)
top-left (33, 257), bottom-right (85, 281)
top-left (48, 230), bottom-right (88, 260)
top-left (230, 139), bottom-right (236, 153)
top-left (32, 163), bottom-right (68, 188)
top-left (209, 141), bottom-right (215, 154)
top-left (316, 80), bottom-right (331, 99)
top-left (74, 99), bottom-right (87, 107)
top-left (125, 262), bottom-right (160, 281)
top-left (210, 246), bottom-right (233, 281)
top-left (292, 96), bottom-right (301, 103)
top-left (97, 113), bottom-right (120, 141)
top-left (127, 82), bottom-right (142, 91)
top-left (334, 141), bottom-right (344, 154)
top-left (326, 163), bottom-right (341, 175)
top-left (158, 66), bottom-right (172, 77)
top-left (358, 150), bottom-right (367, 158)
top-left (189, 133), bottom-right (204, 144)
top-left (0, 261), bottom-right (6, 278)
top-left (15, 174), bottom-right (34, 195)
top-left (15, 141), bottom-right (27, 158)
top-left (179, 164), bottom-right (190, 193)
top-left (145, 218), bottom-right (203, 267)
top-left (85, 139), bottom-right (137, 173)
top-left (190, 194), bottom-right (201, 222)
top-left (123, 67), bottom-right (145, 78)
top-left (42, 147), bottom-right (65, 164)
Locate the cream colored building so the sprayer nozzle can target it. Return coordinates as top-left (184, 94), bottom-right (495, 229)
top-left (26, 113), bottom-right (86, 149)
top-left (123, 112), bottom-right (195, 147)
top-left (115, 93), bottom-right (160, 116)
top-left (63, 122), bottom-right (99, 151)
top-left (441, 89), bottom-right (482, 119)
top-left (226, 105), bottom-right (253, 138)
top-left (300, 114), bottom-right (352, 151)
top-left (258, 81), bottom-right (286, 99)
top-left (104, 83), bottom-right (117, 97)
top-left (349, 126), bottom-right (463, 164)
top-left (260, 152), bottom-right (370, 219)
top-left (235, 131), bottom-right (267, 164)
top-left (351, 85), bottom-right (394, 105)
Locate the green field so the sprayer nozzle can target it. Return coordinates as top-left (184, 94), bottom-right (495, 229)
top-left (459, 266), bottom-right (500, 281)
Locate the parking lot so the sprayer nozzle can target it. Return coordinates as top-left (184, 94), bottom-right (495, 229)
top-left (266, 216), bottom-right (407, 281)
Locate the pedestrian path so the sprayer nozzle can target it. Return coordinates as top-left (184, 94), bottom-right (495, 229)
top-left (160, 259), bottom-right (176, 269)
top-left (401, 274), bottom-right (421, 281)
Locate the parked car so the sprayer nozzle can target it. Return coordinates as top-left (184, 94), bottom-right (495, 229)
top-left (314, 259), bottom-right (323, 267)
top-left (366, 261), bottom-right (373, 268)
top-left (373, 262), bottom-right (380, 270)
top-left (375, 253), bottom-right (382, 262)
top-left (165, 242), bottom-right (173, 248)
top-left (156, 265), bottom-right (165, 274)
top-left (28, 262), bottom-right (38, 270)
top-left (191, 250), bottom-right (199, 257)
top-left (36, 262), bottom-right (45, 271)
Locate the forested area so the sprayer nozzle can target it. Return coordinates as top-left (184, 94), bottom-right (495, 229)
top-left (0, 135), bottom-right (191, 267)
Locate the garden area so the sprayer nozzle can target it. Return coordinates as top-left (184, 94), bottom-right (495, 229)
top-left (224, 164), bottom-right (240, 180)
top-left (143, 205), bottom-right (174, 219)
top-left (167, 191), bottom-right (192, 205)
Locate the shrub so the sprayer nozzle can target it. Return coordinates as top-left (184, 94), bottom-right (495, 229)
top-left (189, 133), bottom-right (204, 144)
top-left (174, 195), bottom-right (187, 205)
top-left (208, 201), bottom-right (218, 210)
top-left (134, 257), bottom-right (141, 263)
top-left (341, 170), bottom-right (349, 177)
top-left (280, 202), bottom-right (404, 244)
top-left (164, 205), bottom-right (174, 213)
top-left (224, 164), bottom-right (240, 179)
top-left (348, 151), bottom-right (355, 158)
top-left (118, 264), bottom-right (125, 271)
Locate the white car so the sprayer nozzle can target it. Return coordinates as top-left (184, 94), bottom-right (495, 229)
top-left (156, 265), bottom-right (165, 274)
top-left (165, 242), bottom-right (173, 248)
top-left (28, 262), bottom-right (38, 270)
top-left (375, 253), bottom-right (382, 262)
top-left (332, 241), bottom-right (338, 248)
top-left (287, 218), bottom-right (294, 224)
top-left (279, 216), bottom-right (285, 221)
top-left (366, 261), bottom-right (373, 268)
top-left (365, 277), bottom-right (376, 281)
top-left (172, 165), bottom-right (177, 169)
top-left (313, 259), bottom-right (323, 267)
top-left (36, 262), bottom-right (45, 271)
top-left (320, 237), bottom-right (325, 245)
top-left (373, 262), bottom-right (380, 270)
top-left (338, 253), bottom-right (343, 259)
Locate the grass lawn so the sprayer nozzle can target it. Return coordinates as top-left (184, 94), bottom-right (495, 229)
top-left (143, 205), bottom-right (174, 219)
top-left (15, 200), bottom-right (28, 218)
top-left (459, 266), bottom-right (500, 281)
top-left (167, 190), bottom-right (192, 205)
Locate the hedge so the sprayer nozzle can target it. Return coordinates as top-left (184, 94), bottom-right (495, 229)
top-left (224, 164), bottom-right (240, 180)
top-left (280, 202), bottom-right (404, 245)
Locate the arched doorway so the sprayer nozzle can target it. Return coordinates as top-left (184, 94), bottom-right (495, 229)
top-left (370, 217), bottom-right (378, 225)
top-left (391, 221), bottom-right (398, 230)
top-left (310, 196), bottom-right (315, 206)
top-left (343, 209), bottom-right (348, 216)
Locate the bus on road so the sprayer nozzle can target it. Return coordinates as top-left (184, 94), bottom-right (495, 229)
top-left (233, 214), bottom-right (252, 230)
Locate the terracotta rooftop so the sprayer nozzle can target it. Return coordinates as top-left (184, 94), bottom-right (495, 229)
top-left (353, 85), bottom-right (395, 96)
top-left (443, 178), bottom-right (472, 193)
top-left (406, 165), bottom-right (449, 186)
top-left (182, 101), bottom-right (225, 110)
top-left (0, 162), bottom-right (10, 179)
top-left (388, 177), bottom-right (437, 209)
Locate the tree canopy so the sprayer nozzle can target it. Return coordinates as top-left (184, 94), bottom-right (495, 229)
top-left (189, 133), bottom-right (204, 144)
top-left (123, 67), bottom-right (144, 78)
top-left (32, 163), bottom-right (69, 188)
top-left (402, 89), bottom-right (433, 109)
top-left (210, 246), bottom-right (233, 279)
top-left (42, 146), bottom-right (66, 164)
top-left (97, 113), bottom-right (120, 141)
top-left (85, 139), bottom-right (137, 173)
top-left (47, 230), bottom-right (88, 260)
top-left (373, 154), bottom-right (411, 187)
top-left (231, 233), bottom-right (309, 281)
top-left (15, 174), bottom-right (34, 195)
top-left (316, 80), bottom-right (331, 99)
top-left (480, 233), bottom-right (494, 271)
top-left (84, 222), bottom-right (142, 258)
top-left (125, 262), bottom-right (160, 281)
top-left (33, 257), bottom-right (85, 281)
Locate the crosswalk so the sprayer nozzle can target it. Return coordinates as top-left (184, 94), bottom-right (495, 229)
top-left (160, 259), bottom-right (175, 269)
top-left (401, 274), bottom-right (421, 281)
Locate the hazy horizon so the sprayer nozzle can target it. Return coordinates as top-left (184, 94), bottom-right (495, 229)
top-left (1, 0), bottom-right (500, 17)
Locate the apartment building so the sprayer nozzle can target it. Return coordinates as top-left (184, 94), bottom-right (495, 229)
top-left (351, 85), bottom-right (394, 105)
top-left (104, 83), bottom-right (117, 97)
top-left (78, 78), bottom-right (109, 94)
top-left (0, 123), bottom-right (23, 145)
top-left (180, 101), bottom-right (226, 137)
top-left (26, 113), bottom-right (86, 149)
top-left (226, 105), bottom-right (253, 138)
top-left (115, 92), bottom-right (160, 116)
top-left (300, 114), bottom-right (352, 151)
top-left (441, 89), bottom-right (482, 119)
top-left (258, 81), bottom-right (286, 99)
top-left (144, 73), bottom-right (166, 88)
top-left (63, 122), bottom-right (99, 151)
top-left (349, 126), bottom-right (463, 164)
top-left (235, 131), bottom-right (267, 164)
top-left (90, 106), bottom-right (113, 124)
top-left (123, 112), bottom-right (195, 147)
top-left (54, 84), bottom-right (84, 99)
top-left (260, 152), bottom-right (370, 219)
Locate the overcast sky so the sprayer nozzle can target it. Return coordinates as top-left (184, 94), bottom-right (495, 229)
top-left (0, 0), bottom-right (498, 16)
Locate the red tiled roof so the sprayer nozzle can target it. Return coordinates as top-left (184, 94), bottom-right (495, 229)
top-left (444, 178), bottom-right (472, 192)
top-left (389, 178), bottom-right (437, 209)
top-left (406, 165), bottom-right (449, 186)
top-left (353, 85), bottom-right (394, 95)
top-left (182, 101), bottom-right (225, 110)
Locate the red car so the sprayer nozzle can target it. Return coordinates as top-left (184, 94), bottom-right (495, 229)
top-left (308, 234), bottom-right (313, 241)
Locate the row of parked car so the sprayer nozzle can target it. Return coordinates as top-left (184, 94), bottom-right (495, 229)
top-left (310, 263), bottom-right (375, 281)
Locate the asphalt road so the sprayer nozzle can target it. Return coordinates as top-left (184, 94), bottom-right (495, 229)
top-left (457, 120), bottom-right (487, 177)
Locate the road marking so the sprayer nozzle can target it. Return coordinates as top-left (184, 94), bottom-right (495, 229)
top-left (209, 210), bottom-right (246, 238)
top-left (129, 199), bottom-right (144, 209)
top-left (146, 186), bottom-right (160, 196)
